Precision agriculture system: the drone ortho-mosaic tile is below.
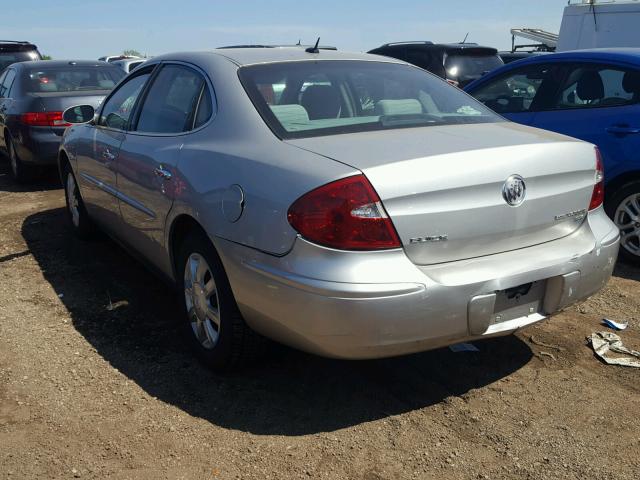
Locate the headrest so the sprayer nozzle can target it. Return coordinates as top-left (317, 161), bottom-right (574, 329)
top-left (38, 81), bottom-right (58, 92)
top-left (623, 71), bottom-right (640, 94)
top-left (374, 99), bottom-right (423, 116)
top-left (576, 71), bottom-right (604, 101)
top-left (300, 85), bottom-right (341, 119)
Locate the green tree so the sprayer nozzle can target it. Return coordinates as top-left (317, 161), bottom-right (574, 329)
top-left (41, 54), bottom-right (52, 60)
top-left (123, 49), bottom-right (142, 57)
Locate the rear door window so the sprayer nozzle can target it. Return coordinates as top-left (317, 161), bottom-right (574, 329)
top-left (134, 64), bottom-right (208, 134)
top-left (99, 70), bottom-right (152, 130)
top-left (551, 65), bottom-right (640, 110)
top-left (0, 70), bottom-right (8, 97)
top-left (0, 69), bottom-right (17, 97)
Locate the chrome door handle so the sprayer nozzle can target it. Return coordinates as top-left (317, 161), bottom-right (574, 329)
top-left (101, 148), bottom-right (116, 160)
top-left (154, 166), bottom-right (172, 180)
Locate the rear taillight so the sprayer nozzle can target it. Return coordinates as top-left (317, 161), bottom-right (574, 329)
top-left (589, 146), bottom-right (605, 210)
top-left (287, 174), bottom-right (401, 251)
top-left (20, 111), bottom-right (70, 127)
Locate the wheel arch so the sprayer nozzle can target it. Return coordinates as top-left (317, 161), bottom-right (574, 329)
top-left (57, 149), bottom-right (71, 183)
top-left (168, 213), bottom-right (211, 282)
top-left (605, 169), bottom-right (640, 207)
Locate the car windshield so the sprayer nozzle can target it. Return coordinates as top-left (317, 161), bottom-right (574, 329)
top-left (0, 51), bottom-right (36, 72)
top-left (239, 60), bottom-right (503, 139)
top-left (444, 54), bottom-right (503, 83)
top-left (24, 66), bottom-right (125, 93)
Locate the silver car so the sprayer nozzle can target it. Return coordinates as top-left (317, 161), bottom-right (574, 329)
top-left (58, 48), bottom-right (620, 370)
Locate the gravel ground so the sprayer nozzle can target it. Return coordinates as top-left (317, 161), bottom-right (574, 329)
top-left (0, 164), bottom-right (639, 480)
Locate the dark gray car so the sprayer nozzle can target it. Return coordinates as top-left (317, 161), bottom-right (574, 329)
top-left (0, 60), bottom-right (124, 181)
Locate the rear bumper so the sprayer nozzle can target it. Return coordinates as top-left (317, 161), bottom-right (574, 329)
top-left (13, 126), bottom-right (62, 166)
top-left (217, 207), bottom-right (619, 359)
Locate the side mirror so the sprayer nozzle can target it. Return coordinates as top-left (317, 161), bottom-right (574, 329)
top-left (62, 105), bottom-right (96, 124)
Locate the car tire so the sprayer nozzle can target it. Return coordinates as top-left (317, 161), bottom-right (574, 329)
top-left (177, 231), bottom-right (265, 371)
top-left (62, 163), bottom-right (95, 239)
top-left (606, 180), bottom-right (640, 265)
top-left (6, 135), bottom-right (34, 183)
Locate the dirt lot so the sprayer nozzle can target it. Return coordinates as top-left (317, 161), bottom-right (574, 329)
top-left (0, 164), bottom-right (639, 480)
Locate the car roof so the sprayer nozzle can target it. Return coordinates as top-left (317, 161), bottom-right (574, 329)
top-left (465, 48), bottom-right (640, 91)
top-left (504, 48), bottom-right (640, 66)
top-left (113, 58), bottom-right (145, 64)
top-left (371, 42), bottom-right (498, 53)
top-left (13, 60), bottom-right (120, 69)
top-left (0, 40), bottom-right (38, 49)
top-left (208, 47), bottom-right (405, 66)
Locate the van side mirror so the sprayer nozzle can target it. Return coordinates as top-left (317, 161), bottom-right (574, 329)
top-left (62, 105), bottom-right (96, 124)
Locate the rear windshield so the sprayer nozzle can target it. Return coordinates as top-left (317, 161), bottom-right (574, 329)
top-left (239, 60), bottom-right (502, 139)
top-left (444, 54), bottom-right (503, 83)
top-left (0, 51), bottom-right (37, 72)
top-left (23, 66), bottom-right (125, 93)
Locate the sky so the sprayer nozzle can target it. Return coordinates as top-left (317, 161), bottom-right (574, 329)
top-left (2, 0), bottom-right (568, 59)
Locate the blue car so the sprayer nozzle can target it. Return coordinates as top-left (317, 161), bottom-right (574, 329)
top-left (466, 49), bottom-right (640, 264)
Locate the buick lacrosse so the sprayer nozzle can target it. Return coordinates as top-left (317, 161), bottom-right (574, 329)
top-left (58, 47), bottom-right (619, 370)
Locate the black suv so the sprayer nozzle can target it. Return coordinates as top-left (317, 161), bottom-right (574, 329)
top-left (368, 41), bottom-right (503, 87)
top-left (0, 40), bottom-right (42, 73)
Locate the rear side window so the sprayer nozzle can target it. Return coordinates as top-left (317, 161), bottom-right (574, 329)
top-left (405, 48), bottom-right (445, 77)
top-left (135, 64), bottom-right (209, 134)
top-left (24, 66), bottom-right (124, 93)
top-left (551, 65), bottom-right (640, 110)
top-left (194, 86), bottom-right (213, 129)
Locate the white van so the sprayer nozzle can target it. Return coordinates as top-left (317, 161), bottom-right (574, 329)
top-left (557, 1), bottom-right (640, 51)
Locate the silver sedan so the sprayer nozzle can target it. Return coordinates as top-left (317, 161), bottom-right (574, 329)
top-left (58, 47), bottom-right (620, 370)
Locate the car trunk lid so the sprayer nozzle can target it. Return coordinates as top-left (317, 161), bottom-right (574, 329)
top-left (286, 122), bottom-right (597, 265)
top-left (27, 91), bottom-right (108, 135)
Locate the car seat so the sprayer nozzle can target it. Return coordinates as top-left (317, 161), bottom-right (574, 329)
top-left (300, 85), bottom-right (341, 120)
top-left (623, 70), bottom-right (640, 101)
top-left (576, 70), bottom-right (604, 104)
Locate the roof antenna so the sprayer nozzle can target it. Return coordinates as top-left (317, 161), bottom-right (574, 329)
top-left (461, 32), bottom-right (469, 44)
top-left (306, 37), bottom-right (321, 53)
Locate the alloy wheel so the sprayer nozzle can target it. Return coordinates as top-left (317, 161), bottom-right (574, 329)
top-left (184, 253), bottom-right (220, 349)
top-left (614, 193), bottom-right (640, 258)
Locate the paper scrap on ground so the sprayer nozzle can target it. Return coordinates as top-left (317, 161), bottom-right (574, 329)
top-left (602, 318), bottom-right (629, 331)
top-left (588, 332), bottom-right (640, 368)
top-left (449, 343), bottom-right (479, 353)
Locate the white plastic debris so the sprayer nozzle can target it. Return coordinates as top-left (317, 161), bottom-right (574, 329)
top-left (588, 332), bottom-right (640, 368)
top-left (602, 318), bottom-right (628, 331)
top-left (449, 343), bottom-right (479, 353)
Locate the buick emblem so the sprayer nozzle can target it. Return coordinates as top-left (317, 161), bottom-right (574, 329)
top-left (502, 175), bottom-right (526, 206)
